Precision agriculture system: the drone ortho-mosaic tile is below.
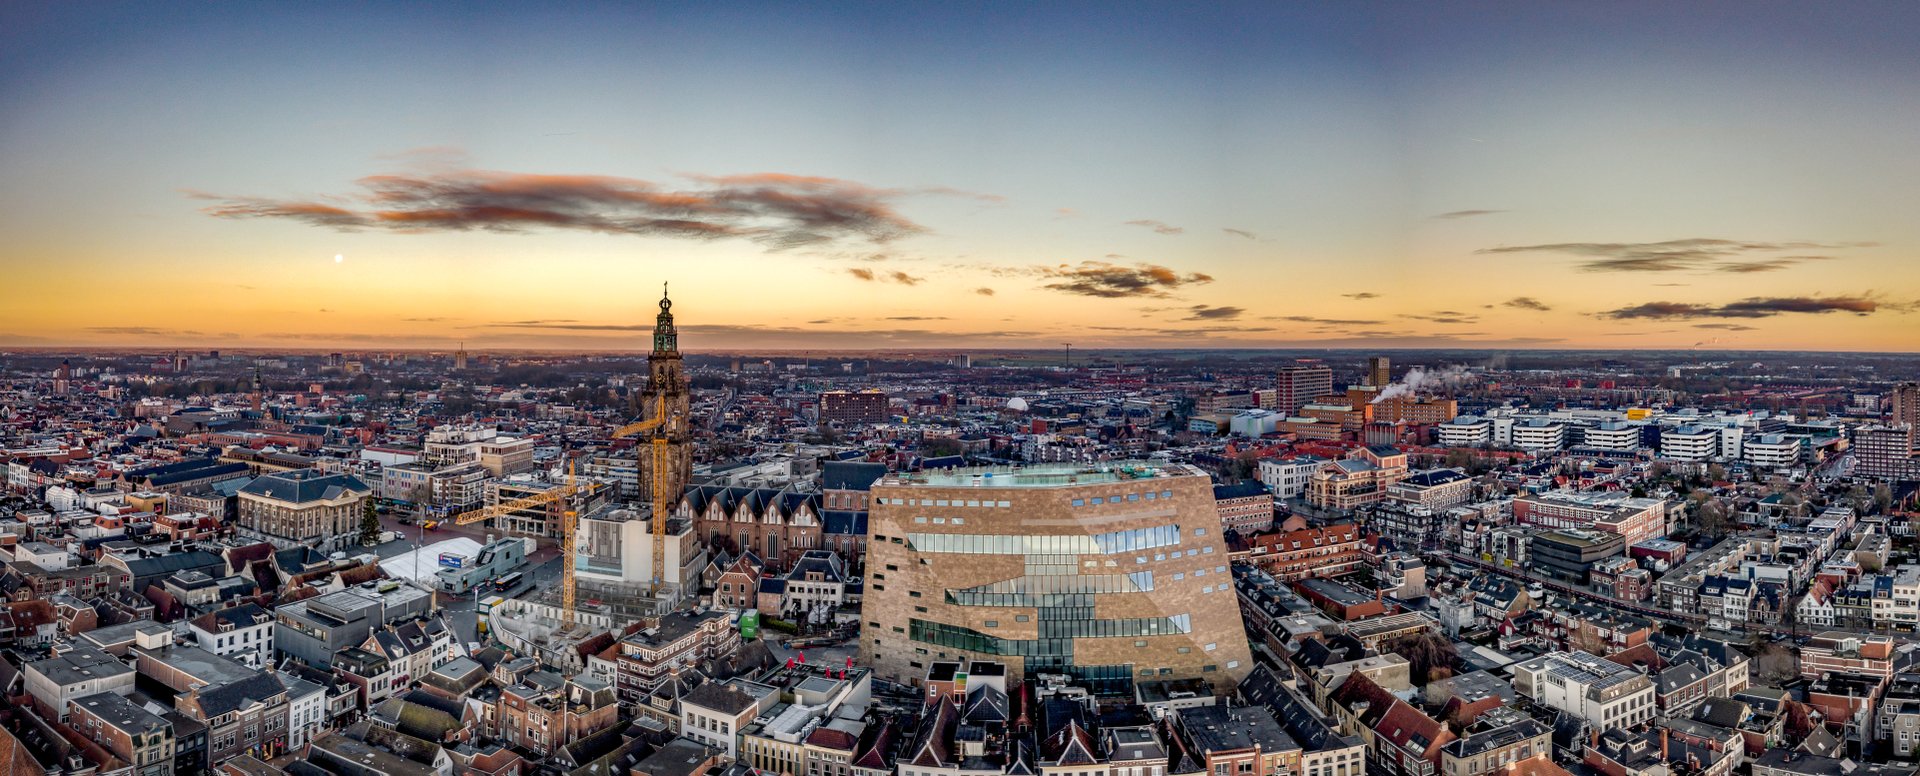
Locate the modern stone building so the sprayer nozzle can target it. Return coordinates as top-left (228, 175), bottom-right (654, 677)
top-left (236, 469), bottom-right (371, 552)
top-left (860, 461), bottom-right (1254, 696)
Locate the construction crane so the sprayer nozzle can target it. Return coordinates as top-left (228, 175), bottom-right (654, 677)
top-left (447, 457), bottom-right (598, 627)
top-left (612, 393), bottom-right (674, 596)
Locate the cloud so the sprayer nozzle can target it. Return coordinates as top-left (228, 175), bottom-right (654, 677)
top-left (84, 326), bottom-right (205, 337)
top-left (1124, 219), bottom-right (1184, 235)
top-left (1718, 257), bottom-right (1832, 273)
top-left (1599, 294), bottom-right (1883, 320)
top-left (883, 316), bottom-right (948, 321)
top-left (1476, 238), bottom-right (1871, 273)
top-left (847, 268), bottom-right (922, 285)
top-left (401, 316), bottom-right (453, 322)
top-left (1693, 323), bottom-right (1757, 331)
top-left (1400, 311), bottom-right (1480, 325)
top-left (1183, 305), bottom-right (1245, 321)
top-left (1341, 292), bottom-right (1381, 300)
top-left (1433, 209), bottom-right (1503, 219)
top-left (974, 287), bottom-right (995, 296)
top-left (1222, 228), bottom-right (1257, 240)
top-left (1503, 297), bottom-right (1552, 311)
top-left (198, 167), bottom-right (981, 249)
top-left (1037, 261), bottom-right (1213, 298)
top-left (1268, 316), bottom-right (1384, 326)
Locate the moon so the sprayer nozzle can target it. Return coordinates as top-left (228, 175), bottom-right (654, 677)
top-left (334, 254), bottom-right (344, 263)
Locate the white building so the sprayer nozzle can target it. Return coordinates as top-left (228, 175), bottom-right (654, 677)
top-left (1230, 409), bottom-right (1281, 438)
top-left (188, 602), bottom-right (275, 668)
top-left (1257, 457), bottom-right (1322, 500)
top-left (1743, 434), bottom-right (1803, 469)
top-left (1511, 651), bottom-right (1656, 731)
top-left (1436, 416), bottom-right (1492, 448)
top-left (284, 674), bottom-right (330, 751)
top-left (1661, 426), bottom-right (1720, 462)
top-left (575, 506), bottom-right (705, 599)
top-left (1580, 422), bottom-right (1642, 452)
top-left (1510, 420), bottom-right (1568, 453)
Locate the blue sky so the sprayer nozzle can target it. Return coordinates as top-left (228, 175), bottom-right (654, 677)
top-left (3, 2), bottom-right (1917, 350)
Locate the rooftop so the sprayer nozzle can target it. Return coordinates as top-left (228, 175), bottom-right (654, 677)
top-left (879, 461), bottom-right (1200, 489)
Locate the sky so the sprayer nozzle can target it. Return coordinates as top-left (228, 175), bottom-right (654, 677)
top-left (3, 2), bottom-right (1919, 352)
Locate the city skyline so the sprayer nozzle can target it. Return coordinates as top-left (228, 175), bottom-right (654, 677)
top-left (5, 3), bottom-right (1920, 351)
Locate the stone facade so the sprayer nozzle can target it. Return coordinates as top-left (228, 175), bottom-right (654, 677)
top-left (860, 462), bottom-right (1254, 696)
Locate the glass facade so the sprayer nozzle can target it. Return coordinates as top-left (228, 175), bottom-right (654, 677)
top-left (905, 524), bottom-right (1181, 555)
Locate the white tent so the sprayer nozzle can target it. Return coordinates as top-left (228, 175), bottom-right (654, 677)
top-left (381, 537), bottom-right (486, 584)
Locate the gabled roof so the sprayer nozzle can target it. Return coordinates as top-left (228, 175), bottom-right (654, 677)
top-left (1043, 720), bottom-right (1098, 767)
top-left (822, 462), bottom-right (887, 491)
top-left (1374, 700), bottom-right (1452, 758)
top-left (907, 696), bottom-right (959, 768)
top-left (964, 683), bottom-right (1009, 724)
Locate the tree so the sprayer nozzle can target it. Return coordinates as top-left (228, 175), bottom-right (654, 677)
top-left (359, 498), bottom-right (382, 545)
top-left (1782, 700), bottom-right (1816, 745)
top-left (1875, 483), bottom-right (1895, 514)
top-left (1696, 498), bottom-right (1732, 538)
top-left (1385, 631), bottom-right (1458, 685)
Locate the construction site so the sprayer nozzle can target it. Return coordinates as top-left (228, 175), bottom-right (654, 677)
top-left (465, 286), bottom-right (700, 667)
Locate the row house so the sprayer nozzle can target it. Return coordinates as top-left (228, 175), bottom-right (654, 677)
top-left (679, 485), bottom-right (823, 572)
top-left (360, 616), bottom-right (459, 690)
top-left (497, 673), bottom-right (620, 757)
top-left (1245, 524), bottom-right (1365, 581)
top-left (595, 609), bottom-right (738, 709)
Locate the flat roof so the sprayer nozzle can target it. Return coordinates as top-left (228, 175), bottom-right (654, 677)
top-left (879, 461), bottom-right (1199, 489)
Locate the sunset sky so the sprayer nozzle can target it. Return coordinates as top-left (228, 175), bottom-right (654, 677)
top-left (3, 3), bottom-right (1918, 351)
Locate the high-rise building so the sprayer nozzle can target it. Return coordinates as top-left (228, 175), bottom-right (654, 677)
top-left (1855, 426), bottom-right (1920, 480)
top-left (818, 390), bottom-right (890, 426)
top-left (860, 461), bottom-right (1254, 695)
top-left (1894, 382), bottom-right (1920, 446)
top-left (454, 343), bottom-right (469, 370)
top-left (1366, 356), bottom-right (1392, 387)
top-left (638, 286), bottom-right (694, 501)
top-left (1276, 365), bottom-right (1333, 416)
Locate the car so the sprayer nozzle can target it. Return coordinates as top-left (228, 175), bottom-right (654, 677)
top-left (423, 520), bottom-right (442, 530)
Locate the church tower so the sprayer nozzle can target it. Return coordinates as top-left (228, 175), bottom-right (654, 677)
top-left (250, 365), bottom-right (264, 411)
top-left (638, 284), bottom-right (693, 502)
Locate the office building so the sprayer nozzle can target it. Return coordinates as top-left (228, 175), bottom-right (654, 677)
top-left (819, 390), bottom-right (891, 426)
top-left (1373, 396), bottom-right (1459, 426)
top-left (1856, 426), bottom-right (1920, 480)
top-left (1660, 426), bottom-right (1720, 462)
top-left (1366, 356), bottom-right (1391, 388)
top-left (1277, 365), bottom-right (1334, 416)
top-left (1511, 651), bottom-right (1656, 730)
top-left (1436, 416), bottom-right (1492, 447)
top-left (1513, 491), bottom-right (1669, 547)
top-left (861, 462), bottom-right (1253, 695)
top-left (1894, 382), bottom-right (1920, 432)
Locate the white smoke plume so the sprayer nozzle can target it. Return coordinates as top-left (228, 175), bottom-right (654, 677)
top-left (1371, 365), bottom-right (1470, 403)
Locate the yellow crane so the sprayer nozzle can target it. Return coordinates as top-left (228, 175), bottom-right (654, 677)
top-left (448, 457), bottom-right (597, 626)
top-left (612, 393), bottom-right (673, 595)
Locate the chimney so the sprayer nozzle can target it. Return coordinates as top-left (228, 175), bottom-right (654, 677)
top-left (1590, 728), bottom-right (1599, 749)
top-left (1660, 728), bottom-right (1669, 762)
